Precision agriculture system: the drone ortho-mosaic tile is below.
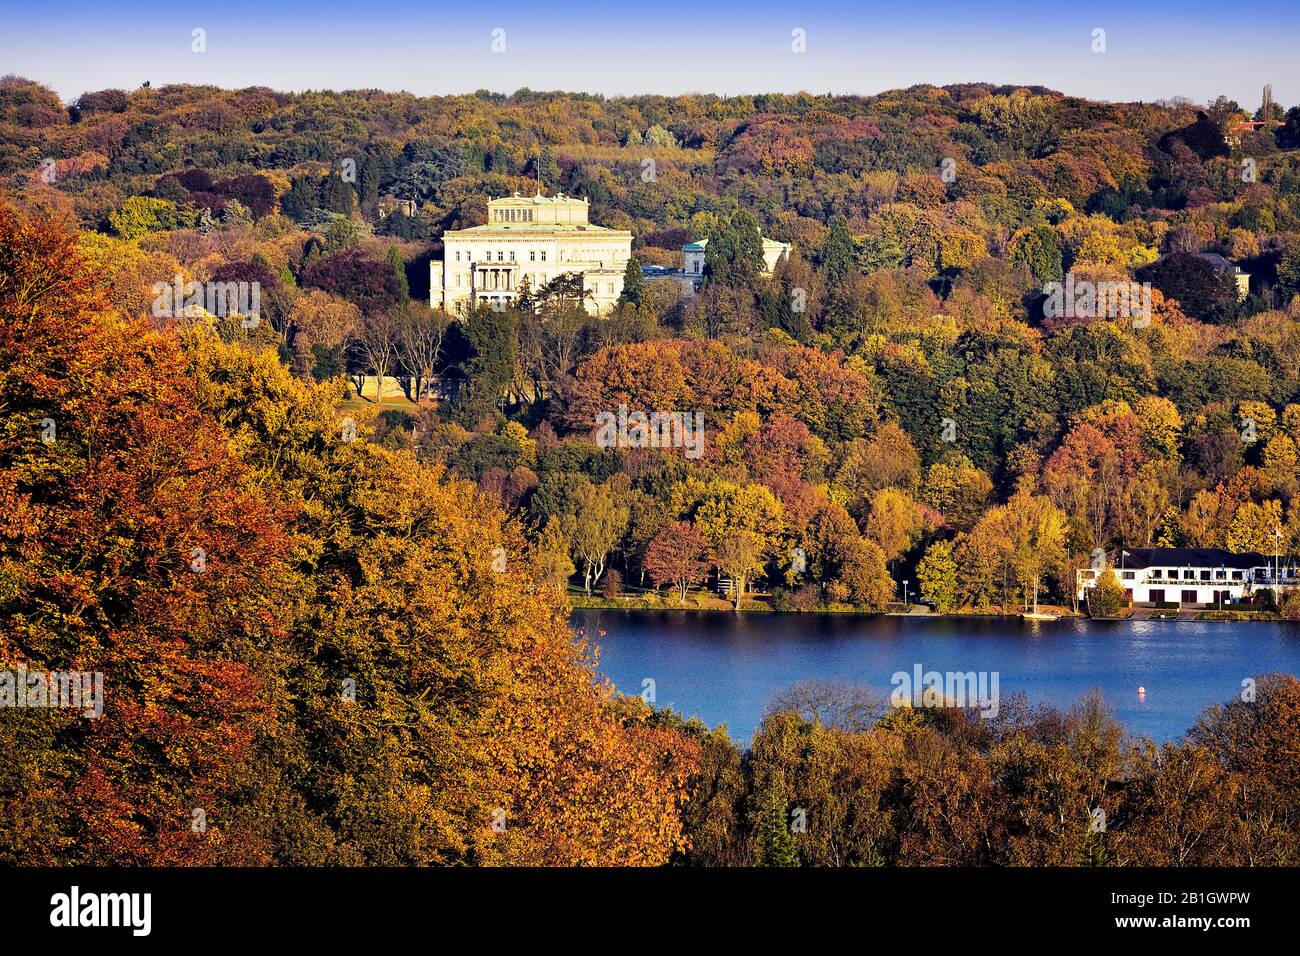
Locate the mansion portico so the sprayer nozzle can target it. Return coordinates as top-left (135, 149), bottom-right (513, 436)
top-left (430, 192), bottom-right (632, 315)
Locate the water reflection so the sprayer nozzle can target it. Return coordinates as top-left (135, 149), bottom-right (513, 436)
top-left (575, 609), bottom-right (1300, 744)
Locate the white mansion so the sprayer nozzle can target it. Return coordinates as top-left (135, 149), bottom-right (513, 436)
top-left (429, 192), bottom-right (632, 315)
top-left (1076, 547), bottom-right (1298, 607)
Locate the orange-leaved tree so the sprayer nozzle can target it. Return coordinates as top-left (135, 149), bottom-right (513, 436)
top-left (0, 203), bottom-right (293, 864)
top-left (0, 203), bottom-right (698, 866)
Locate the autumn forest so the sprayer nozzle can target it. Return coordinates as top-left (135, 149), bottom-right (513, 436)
top-left (1, 76), bottom-right (1299, 866)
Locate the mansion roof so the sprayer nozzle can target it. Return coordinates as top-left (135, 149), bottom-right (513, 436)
top-left (442, 190), bottom-right (631, 240)
top-left (444, 221), bottom-right (630, 237)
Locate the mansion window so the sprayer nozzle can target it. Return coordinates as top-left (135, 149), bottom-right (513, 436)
top-left (1183, 570), bottom-right (1194, 579)
top-left (540, 251), bottom-right (547, 261)
top-left (1121, 571), bottom-right (1135, 580)
top-left (529, 251), bottom-right (536, 261)
top-left (492, 208), bottom-right (533, 223)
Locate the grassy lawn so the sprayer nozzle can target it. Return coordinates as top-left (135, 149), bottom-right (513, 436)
top-left (569, 588), bottom-right (747, 612)
top-left (340, 375), bottom-right (432, 413)
top-left (1196, 609), bottom-right (1281, 622)
top-left (341, 394), bottom-right (421, 412)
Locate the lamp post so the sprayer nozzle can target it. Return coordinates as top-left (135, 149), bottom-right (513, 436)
top-left (1274, 527), bottom-right (1282, 588)
top-left (902, 580), bottom-right (909, 611)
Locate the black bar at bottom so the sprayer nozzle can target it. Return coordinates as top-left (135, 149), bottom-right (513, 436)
top-left (0, 865), bottom-right (1281, 942)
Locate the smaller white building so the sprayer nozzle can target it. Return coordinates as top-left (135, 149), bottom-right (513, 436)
top-left (652, 234), bottom-right (792, 295)
top-left (681, 236), bottom-right (791, 280)
top-left (1076, 547), bottom-right (1297, 607)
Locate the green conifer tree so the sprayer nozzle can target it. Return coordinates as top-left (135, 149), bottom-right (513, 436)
top-left (754, 783), bottom-right (799, 867)
top-left (819, 215), bottom-right (856, 287)
top-left (387, 246), bottom-right (409, 304)
top-left (620, 256), bottom-right (645, 307)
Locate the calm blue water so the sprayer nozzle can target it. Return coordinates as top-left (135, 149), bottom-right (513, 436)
top-left (574, 609), bottom-right (1300, 744)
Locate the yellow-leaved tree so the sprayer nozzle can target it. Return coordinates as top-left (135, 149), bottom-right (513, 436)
top-left (181, 329), bottom-right (701, 866)
top-left (0, 202), bottom-right (697, 867)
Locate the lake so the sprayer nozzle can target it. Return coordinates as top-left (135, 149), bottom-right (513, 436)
top-left (573, 609), bottom-right (1300, 744)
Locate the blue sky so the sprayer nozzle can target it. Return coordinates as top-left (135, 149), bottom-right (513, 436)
top-left (1, 0), bottom-right (1296, 108)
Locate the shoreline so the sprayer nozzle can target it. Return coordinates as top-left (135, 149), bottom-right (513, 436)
top-left (569, 595), bottom-right (1081, 619)
top-left (569, 596), bottom-right (1285, 623)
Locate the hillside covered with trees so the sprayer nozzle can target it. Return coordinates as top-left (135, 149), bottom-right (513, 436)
top-left (3, 78), bottom-right (1300, 865)
top-left (6, 77), bottom-right (1300, 615)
